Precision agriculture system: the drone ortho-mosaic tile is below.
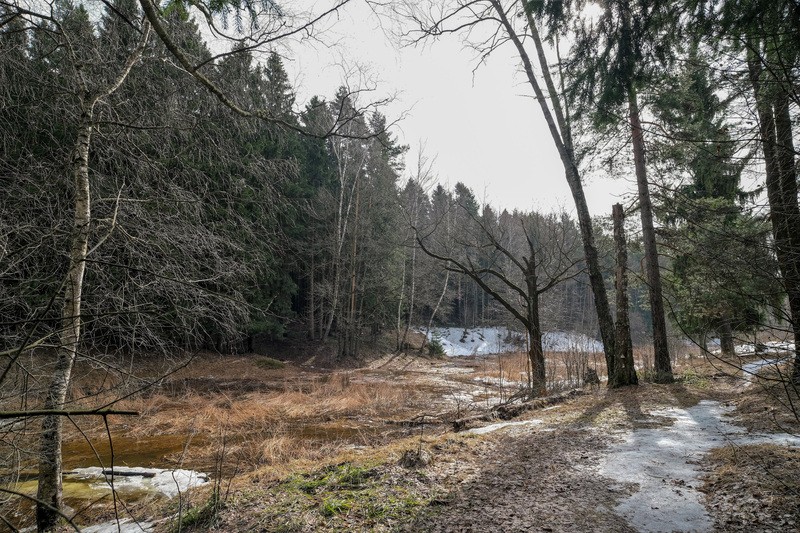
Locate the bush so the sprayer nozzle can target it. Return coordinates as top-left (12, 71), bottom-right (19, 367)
top-left (428, 339), bottom-right (445, 357)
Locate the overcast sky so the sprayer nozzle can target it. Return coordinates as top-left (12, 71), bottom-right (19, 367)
top-left (280, 1), bottom-right (631, 216)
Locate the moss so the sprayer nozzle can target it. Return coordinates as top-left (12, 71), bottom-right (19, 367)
top-left (251, 461), bottom-right (431, 530)
top-left (320, 497), bottom-right (352, 517)
top-left (168, 491), bottom-right (221, 532)
top-left (254, 357), bottom-right (286, 370)
top-left (678, 368), bottom-right (709, 388)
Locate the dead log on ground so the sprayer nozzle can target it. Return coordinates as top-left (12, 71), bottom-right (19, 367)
top-left (452, 389), bottom-right (585, 432)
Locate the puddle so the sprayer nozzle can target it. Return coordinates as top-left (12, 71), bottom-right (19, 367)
top-left (13, 466), bottom-right (208, 506)
top-left (60, 433), bottom-right (202, 471)
top-left (600, 400), bottom-right (800, 532)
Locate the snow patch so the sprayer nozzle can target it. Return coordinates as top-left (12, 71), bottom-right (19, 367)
top-left (69, 466), bottom-right (209, 498)
top-left (742, 358), bottom-right (789, 385)
top-left (81, 518), bottom-right (154, 533)
top-left (711, 340), bottom-right (796, 357)
top-left (542, 331), bottom-right (603, 353)
top-left (467, 419), bottom-right (543, 435)
top-left (426, 327), bottom-right (602, 356)
top-left (600, 400), bottom-right (800, 532)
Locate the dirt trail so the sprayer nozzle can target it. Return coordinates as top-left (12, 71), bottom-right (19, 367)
top-left (403, 384), bottom-right (800, 533)
top-left (406, 425), bottom-right (636, 532)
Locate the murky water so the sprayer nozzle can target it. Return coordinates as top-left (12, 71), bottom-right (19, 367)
top-left (60, 433), bottom-right (203, 471)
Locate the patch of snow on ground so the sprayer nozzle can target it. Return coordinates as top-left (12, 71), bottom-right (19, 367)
top-left (742, 358), bottom-right (789, 385)
top-left (467, 419), bottom-right (543, 435)
top-left (472, 375), bottom-right (526, 388)
top-left (426, 327), bottom-right (602, 356)
top-left (71, 466), bottom-right (209, 498)
top-left (711, 340), bottom-right (796, 356)
top-left (542, 331), bottom-right (603, 352)
top-left (600, 400), bottom-right (800, 533)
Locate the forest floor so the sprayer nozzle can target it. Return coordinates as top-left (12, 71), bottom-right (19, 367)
top-left (4, 342), bottom-right (800, 532)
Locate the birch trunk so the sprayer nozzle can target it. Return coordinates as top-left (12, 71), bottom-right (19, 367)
top-left (35, 24), bottom-right (149, 530)
top-left (422, 268), bottom-right (450, 352)
top-left (36, 109), bottom-right (93, 531)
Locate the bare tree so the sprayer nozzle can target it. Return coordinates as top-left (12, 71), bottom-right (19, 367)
top-left (396, 0), bottom-right (618, 374)
top-left (397, 146), bottom-right (436, 350)
top-left (418, 203), bottom-right (583, 395)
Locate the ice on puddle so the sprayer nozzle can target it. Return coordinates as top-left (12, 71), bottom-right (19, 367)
top-left (70, 466), bottom-right (208, 498)
top-left (600, 400), bottom-right (800, 532)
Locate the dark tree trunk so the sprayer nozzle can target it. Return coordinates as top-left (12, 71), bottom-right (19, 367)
top-left (628, 90), bottom-right (673, 383)
top-left (489, 1), bottom-right (617, 377)
top-left (747, 46), bottom-right (800, 384)
top-left (719, 318), bottom-right (735, 357)
top-left (610, 204), bottom-right (638, 388)
top-left (524, 248), bottom-right (546, 394)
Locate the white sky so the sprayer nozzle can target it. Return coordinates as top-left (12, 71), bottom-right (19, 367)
top-left (282, 1), bottom-right (631, 216)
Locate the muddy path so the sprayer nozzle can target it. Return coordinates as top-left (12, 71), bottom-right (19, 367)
top-left (402, 382), bottom-right (800, 533)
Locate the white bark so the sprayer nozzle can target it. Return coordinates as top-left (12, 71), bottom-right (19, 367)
top-left (36, 23), bottom-right (150, 531)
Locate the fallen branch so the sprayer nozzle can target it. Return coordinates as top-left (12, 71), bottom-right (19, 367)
top-left (452, 389), bottom-right (585, 431)
top-left (0, 409), bottom-right (138, 419)
top-left (101, 469), bottom-right (156, 478)
top-left (384, 413), bottom-right (446, 427)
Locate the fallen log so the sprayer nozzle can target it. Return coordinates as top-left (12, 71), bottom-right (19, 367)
top-left (452, 388), bottom-right (585, 432)
top-left (385, 413), bottom-right (446, 427)
top-left (452, 411), bottom-right (499, 432)
top-left (101, 469), bottom-right (156, 478)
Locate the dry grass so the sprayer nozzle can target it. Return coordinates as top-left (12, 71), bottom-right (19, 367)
top-left (51, 360), bottom-right (428, 477)
top-left (468, 349), bottom-right (607, 392)
top-left (702, 443), bottom-right (800, 531)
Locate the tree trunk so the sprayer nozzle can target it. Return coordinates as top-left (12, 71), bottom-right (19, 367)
top-left (719, 318), bottom-right (735, 357)
top-left (401, 238), bottom-right (417, 348)
top-left (31, 27), bottom-right (148, 529)
top-left (773, 86), bottom-right (800, 383)
top-left (309, 234), bottom-right (316, 340)
top-left (524, 247), bottom-right (546, 394)
top-left (396, 256), bottom-right (407, 350)
top-left (342, 180), bottom-right (361, 358)
top-left (36, 109), bottom-right (93, 531)
top-left (422, 268), bottom-right (449, 353)
top-left (490, 0), bottom-right (616, 375)
top-left (628, 89), bottom-right (673, 383)
top-left (610, 204), bottom-right (638, 388)
top-left (747, 44), bottom-right (800, 383)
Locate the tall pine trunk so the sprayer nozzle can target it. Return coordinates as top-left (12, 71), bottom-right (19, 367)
top-left (628, 89), bottom-right (673, 383)
top-left (490, 0), bottom-right (617, 375)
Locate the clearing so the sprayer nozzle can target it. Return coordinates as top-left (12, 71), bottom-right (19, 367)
top-left (2, 336), bottom-right (799, 532)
